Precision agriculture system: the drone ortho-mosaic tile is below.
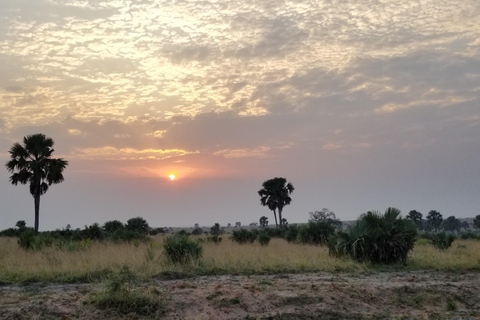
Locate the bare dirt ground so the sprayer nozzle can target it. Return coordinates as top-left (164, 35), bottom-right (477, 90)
top-left (1, 271), bottom-right (479, 320)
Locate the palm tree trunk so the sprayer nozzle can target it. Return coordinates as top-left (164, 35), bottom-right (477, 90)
top-left (273, 209), bottom-right (278, 229)
top-left (34, 193), bottom-right (40, 235)
top-left (278, 207), bottom-right (283, 228)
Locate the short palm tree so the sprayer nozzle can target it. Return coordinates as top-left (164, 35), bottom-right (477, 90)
top-left (329, 207), bottom-right (417, 264)
top-left (258, 177), bottom-right (294, 228)
top-left (5, 134), bottom-right (68, 234)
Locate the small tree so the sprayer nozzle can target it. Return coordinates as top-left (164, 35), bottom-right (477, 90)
top-left (426, 210), bottom-right (443, 232)
top-left (126, 217), bottom-right (149, 234)
top-left (406, 210), bottom-right (423, 229)
top-left (103, 220), bottom-right (124, 233)
top-left (210, 223), bottom-right (220, 236)
top-left (259, 216), bottom-right (268, 228)
top-left (209, 223), bottom-right (222, 243)
top-left (443, 216), bottom-right (461, 234)
top-left (309, 208), bottom-right (335, 222)
top-left (473, 215), bottom-right (480, 231)
top-left (15, 220), bottom-right (27, 230)
top-left (461, 221), bottom-right (469, 231)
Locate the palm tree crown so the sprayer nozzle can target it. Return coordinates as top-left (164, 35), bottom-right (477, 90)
top-left (5, 134), bottom-right (68, 233)
top-left (258, 177), bottom-right (294, 228)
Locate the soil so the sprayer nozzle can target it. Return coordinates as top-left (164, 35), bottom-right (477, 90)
top-left (1, 271), bottom-right (479, 320)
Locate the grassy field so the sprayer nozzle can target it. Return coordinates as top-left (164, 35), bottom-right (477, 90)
top-left (0, 236), bottom-right (479, 283)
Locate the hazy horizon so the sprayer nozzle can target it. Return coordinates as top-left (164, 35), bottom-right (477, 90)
top-left (1, 0), bottom-right (479, 231)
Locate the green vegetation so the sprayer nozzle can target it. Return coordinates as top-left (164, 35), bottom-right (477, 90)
top-left (257, 232), bottom-right (272, 246)
top-left (473, 215), bottom-right (480, 230)
top-left (422, 232), bottom-right (456, 250)
top-left (163, 233), bottom-right (203, 265)
top-left (231, 228), bottom-right (257, 244)
top-left (329, 208), bottom-right (417, 264)
top-left (297, 221), bottom-right (335, 245)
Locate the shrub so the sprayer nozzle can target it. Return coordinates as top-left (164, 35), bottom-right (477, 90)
top-left (109, 228), bottom-right (147, 242)
top-left (231, 229), bottom-right (257, 244)
top-left (18, 230), bottom-right (55, 251)
top-left (298, 221), bottom-right (336, 245)
top-left (263, 227), bottom-right (286, 238)
top-left (191, 227), bottom-right (203, 235)
top-left (18, 229), bottom-right (41, 250)
top-left (89, 266), bottom-right (165, 316)
top-left (163, 234), bottom-right (203, 264)
top-left (103, 220), bottom-right (124, 233)
top-left (459, 232), bottom-right (480, 240)
top-left (430, 232), bottom-right (456, 250)
top-left (257, 232), bottom-right (271, 246)
top-left (82, 223), bottom-right (104, 240)
top-left (329, 207), bottom-right (417, 264)
top-left (284, 224), bottom-right (299, 242)
top-left (126, 217), bottom-right (149, 235)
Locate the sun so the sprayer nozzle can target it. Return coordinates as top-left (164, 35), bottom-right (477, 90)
top-left (169, 174), bottom-right (175, 180)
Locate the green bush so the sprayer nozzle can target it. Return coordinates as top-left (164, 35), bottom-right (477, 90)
top-left (329, 207), bottom-right (417, 264)
top-left (109, 229), bottom-right (147, 242)
top-left (231, 229), bottom-right (257, 244)
top-left (18, 230), bottom-right (55, 251)
top-left (103, 220), bottom-right (124, 233)
top-left (298, 221), bottom-right (336, 245)
top-left (284, 224), bottom-right (299, 242)
top-left (163, 234), bottom-right (203, 264)
top-left (459, 232), bottom-right (480, 240)
top-left (82, 223), bottom-right (104, 240)
top-left (257, 232), bottom-right (271, 246)
top-left (430, 232), bottom-right (456, 250)
top-left (126, 217), bottom-right (149, 235)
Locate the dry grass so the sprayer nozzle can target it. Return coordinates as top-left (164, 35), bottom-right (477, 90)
top-left (0, 236), bottom-right (479, 283)
top-left (408, 239), bottom-right (480, 270)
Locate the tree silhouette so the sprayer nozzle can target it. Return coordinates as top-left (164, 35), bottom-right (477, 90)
top-left (426, 210), bottom-right (443, 232)
top-left (258, 177), bottom-right (294, 228)
top-left (259, 216), bottom-right (269, 228)
top-left (5, 134), bottom-right (68, 234)
top-left (473, 215), bottom-right (480, 231)
top-left (406, 210), bottom-right (423, 229)
top-left (443, 216), bottom-right (461, 233)
top-left (16, 220), bottom-right (26, 230)
top-left (103, 220), bottom-right (124, 233)
top-left (126, 217), bottom-right (149, 234)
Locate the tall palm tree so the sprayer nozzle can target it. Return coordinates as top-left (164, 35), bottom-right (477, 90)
top-left (5, 134), bottom-right (68, 234)
top-left (258, 177), bottom-right (294, 228)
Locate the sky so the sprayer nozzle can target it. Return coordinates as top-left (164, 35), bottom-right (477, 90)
top-left (0, 0), bottom-right (479, 231)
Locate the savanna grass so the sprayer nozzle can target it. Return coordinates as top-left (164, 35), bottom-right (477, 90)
top-left (0, 236), bottom-right (479, 283)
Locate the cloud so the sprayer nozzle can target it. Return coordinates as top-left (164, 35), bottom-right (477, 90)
top-left (72, 146), bottom-right (198, 161)
top-left (214, 146), bottom-right (271, 159)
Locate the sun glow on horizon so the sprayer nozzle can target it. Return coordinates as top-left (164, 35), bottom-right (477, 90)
top-left (169, 174), bottom-right (175, 180)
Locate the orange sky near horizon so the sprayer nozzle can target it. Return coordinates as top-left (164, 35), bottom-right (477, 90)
top-left (0, 0), bottom-right (479, 230)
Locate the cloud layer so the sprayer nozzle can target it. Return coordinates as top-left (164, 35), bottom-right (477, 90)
top-left (0, 0), bottom-right (479, 229)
